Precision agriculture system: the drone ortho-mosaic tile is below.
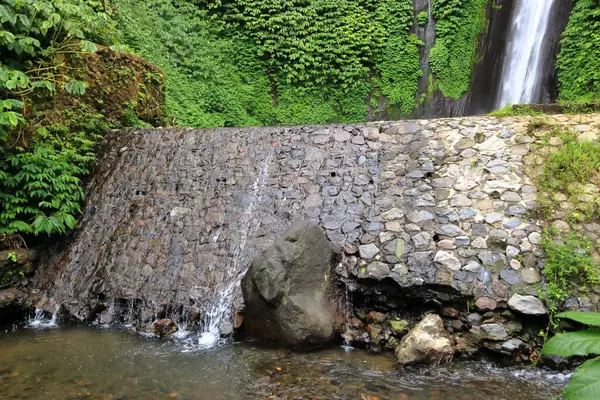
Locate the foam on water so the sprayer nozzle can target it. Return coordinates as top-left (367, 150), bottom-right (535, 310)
top-left (26, 307), bottom-right (59, 329)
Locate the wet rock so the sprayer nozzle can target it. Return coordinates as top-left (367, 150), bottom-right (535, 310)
top-left (480, 323), bottom-right (509, 341)
top-left (242, 221), bottom-right (343, 347)
top-left (407, 210), bottom-right (435, 223)
top-left (389, 319), bottom-right (410, 336)
top-left (467, 313), bottom-right (482, 326)
top-left (507, 294), bottom-right (547, 315)
top-left (359, 262), bottom-right (389, 280)
top-left (359, 244), bottom-right (380, 259)
top-left (395, 314), bottom-right (455, 366)
top-left (151, 319), bottom-right (178, 337)
top-left (500, 269), bottom-right (520, 285)
top-left (441, 307), bottom-right (459, 318)
top-left (521, 268), bottom-right (542, 284)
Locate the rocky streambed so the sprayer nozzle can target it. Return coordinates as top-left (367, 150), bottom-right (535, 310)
top-left (0, 327), bottom-right (570, 400)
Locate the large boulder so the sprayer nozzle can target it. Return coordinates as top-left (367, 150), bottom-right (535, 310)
top-left (241, 221), bottom-right (343, 347)
top-left (395, 314), bottom-right (455, 365)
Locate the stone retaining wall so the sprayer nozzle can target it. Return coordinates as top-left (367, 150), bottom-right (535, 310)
top-left (32, 114), bottom-right (600, 336)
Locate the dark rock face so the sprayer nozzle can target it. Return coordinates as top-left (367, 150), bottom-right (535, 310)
top-left (241, 221), bottom-right (343, 347)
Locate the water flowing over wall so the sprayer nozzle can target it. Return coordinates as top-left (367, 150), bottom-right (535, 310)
top-left (495, 0), bottom-right (559, 108)
top-left (32, 115), bottom-right (600, 338)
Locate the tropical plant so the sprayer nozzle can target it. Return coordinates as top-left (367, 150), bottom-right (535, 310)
top-left (542, 311), bottom-right (600, 400)
top-left (1, 0), bottom-right (115, 237)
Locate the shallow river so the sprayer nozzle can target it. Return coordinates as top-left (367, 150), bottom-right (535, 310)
top-left (0, 327), bottom-right (568, 400)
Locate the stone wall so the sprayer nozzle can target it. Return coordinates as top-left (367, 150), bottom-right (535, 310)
top-left (31, 114), bottom-right (600, 339)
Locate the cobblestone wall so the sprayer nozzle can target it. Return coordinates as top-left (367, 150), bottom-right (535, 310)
top-left (33, 114), bottom-right (600, 330)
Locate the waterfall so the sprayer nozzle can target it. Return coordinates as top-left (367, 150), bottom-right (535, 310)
top-left (26, 307), bottom-right (59, 329)
top-left (496, 0), bottom-right (558, 108)
top-left (180, 154), bottom-right (273, 352)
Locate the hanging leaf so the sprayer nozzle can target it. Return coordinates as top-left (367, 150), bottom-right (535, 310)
top-left (557, 312), bottom-right (600, 327)
top-left (563, 358), bottom-right (600, 400)
top-left (64, 80), bottom-right (87, 96)
top-left (542, 330), bottom-right (600, 357)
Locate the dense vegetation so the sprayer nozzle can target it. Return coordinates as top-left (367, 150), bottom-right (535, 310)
top-left (0, 0), bottom-right (164, 241)
top-left (557, 0), bottom-right (600, 102)
top-left (113, 0), bottom-right (426, 126)
top-left (429, 0), bottom-right (488, 99)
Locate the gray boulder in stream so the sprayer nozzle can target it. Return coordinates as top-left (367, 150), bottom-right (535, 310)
top-left (241, 221), bottom-right (344, 347)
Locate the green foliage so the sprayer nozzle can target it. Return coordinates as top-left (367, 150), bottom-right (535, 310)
top-left (429, 0), bottom-right (488, 99)
top-left (537, 133), bottom-right (600, 221)
top-left (541, 229), bottom-right (599, 315)
top-left (123, 0), bottom-right (422, 126)
top-left (376, 0), bottom-right (422, 116)
top-left (0, 127), bottom-right (99, 235)
top-left (6, 251), bottom-right (17, 262)
top-left (0, 1), bottom-right (128, 238)
top-left (416, 11), bottom-right (429, 26)
top-left (488, 104), bottom-right (543, 117)
top-left (557, 0), bottom-right (600, 102)
top-left (542, 312), bottom-right (600, 400)
top-left (0, 0), bottom-right (115, 104)
top-left (114, 0), bottom-right (276, 127)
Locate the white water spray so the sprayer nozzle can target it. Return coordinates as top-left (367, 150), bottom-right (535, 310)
top-left (496, 0), bottom-right (557, 108)
top-left (180, 154), bottom-right (273, 351)
top-left (27, 307), bottom-right (59, 329)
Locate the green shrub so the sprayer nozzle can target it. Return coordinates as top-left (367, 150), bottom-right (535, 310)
top-left (416, 11), bottom-right (429, 26)
top-left (537, 133), bottom-right (600, 221)
top-left (0, 126), bottom-right (100, 235)
top-left (541, 229), bottom-right (599, 315)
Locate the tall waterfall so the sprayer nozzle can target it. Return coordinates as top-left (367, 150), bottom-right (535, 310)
top-left (496, 0), bottom-right (558, 108)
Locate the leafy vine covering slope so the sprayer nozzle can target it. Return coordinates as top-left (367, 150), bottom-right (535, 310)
top-left (557, 0), bottom-right (600, 102)
top-left (116, 0), bottom-right (423, 125)
top-left (429, 0), bottom-right (488, 99)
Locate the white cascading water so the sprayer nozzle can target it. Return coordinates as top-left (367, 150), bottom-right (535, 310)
top-left (496, 0), bottom-right (557, 108)
top-left (179, 154), bottom-right (273, 352)
top-left (27, 307), bottom-right (59, 329)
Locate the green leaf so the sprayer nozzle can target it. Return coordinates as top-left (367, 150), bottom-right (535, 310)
top-left (558, 312), bottom-right (600, 327)
top-left (542, 330), bottom-right (600, 357)
top-left (81, 40), bottom-right (98, 53)
top-left (564, 358), bottom-right (600, 400)
top-left (64, 80), bottom-right (87, 96)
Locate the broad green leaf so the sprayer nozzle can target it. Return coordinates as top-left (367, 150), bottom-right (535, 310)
top-left (64, 80), bottom-right (87, 95)
top-left (80, 40), bottom-right (97, 53)
top-left (563, 358), bottom-right (600, 400)
top-left (558, 312), bottom-right (600, 327)
top-left (542, 330), bottom-right (600, 357)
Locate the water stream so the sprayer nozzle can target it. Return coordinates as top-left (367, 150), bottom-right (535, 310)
top-left (496, 0), bottom-right (558, 108)
top-left (179, 154), bottom-right (273, 351)
top-left (1, 328), bottom-right (569, 400)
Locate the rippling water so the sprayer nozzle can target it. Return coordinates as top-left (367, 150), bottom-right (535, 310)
top-left (0, 328), bottom-right (567, 399)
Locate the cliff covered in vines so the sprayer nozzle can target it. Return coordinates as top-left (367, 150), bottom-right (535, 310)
top-left (557, 0), bottom-right (600, 102)
top-left (113, 0), bottom-right (490, 126)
